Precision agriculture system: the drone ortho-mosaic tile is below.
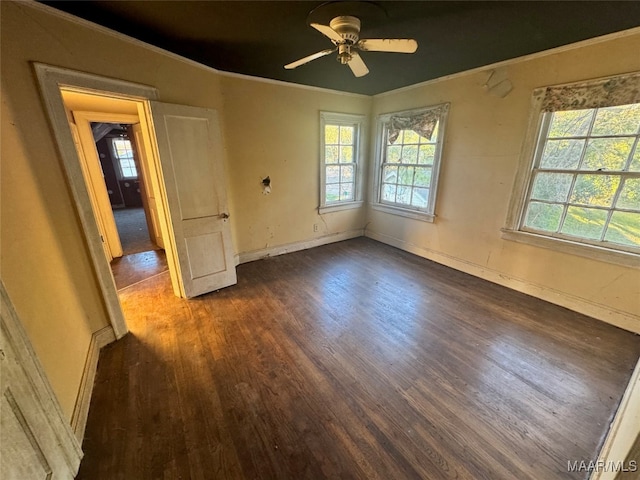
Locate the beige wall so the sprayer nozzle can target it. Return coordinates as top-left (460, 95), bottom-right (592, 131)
top-left (0, 1), bottom-right (226, 418)
top-left (367, 32), bottom-right (640, 330)
top-left (221, 76), bottom-right (371, 255)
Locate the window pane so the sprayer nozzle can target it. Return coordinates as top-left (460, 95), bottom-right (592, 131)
top-left (325, 184), bottom-right (339, 203)
top-left (326, 165), bottom-right (339, 183)
top-left (340, 183), bottom-right (354, 201)
top-left (403, 130), bottom-right (420, 144)
top-left (396, 186), bottom-right (411, 204)
top-left (340, 165), bottom-right (354, 183)
top-left (382, 183), bottom-right (396, 202)
top-left (325, 146), bottom-right (338, 164)
top-left (122, 167), bottom-right (136, 178)
top-left (540, 139), bottom-right (585, 169)
top-left (388, 130), bottom-right (404, 145)
top-left (340, 146), bottom-right (353, 163)
top-left (530, 172), bottom-right (573, 202)
top-left (401, 145), bottom-right (418, 163)
top-left (592, 104), bottom-right (640, 136)
top-left (616, 178), bottom-right (640, 210)
top-left (548, 110), bottom-right (593, 138)
top-left (582, 137), bottom-right (633, 171)
top-left (398, 166), bottom-right (414, 185)
top-left (605, 211), bottom-right (640, 247)
top-left (418, 144), bottom-right (435, 164)
top-left (325, 125), bottom-right (339, 144)
top-left (413, 167), bottom-right (432, 188)
top-left (524, 202), bottom-right (563, 232)
top-left (429, 122), bottom-right (439, 141)
top-left (387, 145), bottom-right (402, 163)
top-left (383, 165), bottom-right (398, 183)
top-left (339, 126), bottom-right (354, 145)
top-left (628, 144), bottom-right (640, 172)
top-left (570, 174), bottom-right (620, 207)
top-left (561, 207), bottom-right (607, 240)
top-left (411, 188), bottom-right (429, 208)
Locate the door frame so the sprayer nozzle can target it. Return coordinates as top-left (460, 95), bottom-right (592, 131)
top-left (72, 111), bottom-right (140, 260)
top-left (34, 63), bottom-right (178, 338)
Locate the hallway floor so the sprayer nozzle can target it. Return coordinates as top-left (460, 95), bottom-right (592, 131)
top-left (110, 250), bottom-right (168, 290)
top-left (113, 207), bottom-right (157, 256)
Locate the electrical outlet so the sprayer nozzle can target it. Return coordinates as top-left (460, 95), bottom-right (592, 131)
top-left (313, 224), bottom-right (319, 232)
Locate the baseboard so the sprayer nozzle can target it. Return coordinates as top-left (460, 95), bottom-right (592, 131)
top-left (591, 358), bottom-right (640, 480)
top-left (365, 230), bottom-right (640, 334)
top-left (71, 325), bottom-right (117, 443)
top-left (236, 229), bottom-right (364, 265)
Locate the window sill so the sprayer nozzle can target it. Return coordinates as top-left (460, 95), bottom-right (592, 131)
top-left (500, 229), bottom-right (639, 267)
top-left (371, 203), bottom-right (435, 223)
top-left (319, 201), bottom-right (363, 214)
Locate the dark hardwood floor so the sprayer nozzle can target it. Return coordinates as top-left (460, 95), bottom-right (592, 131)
top-left (78, 238), bottom-right (640, 480)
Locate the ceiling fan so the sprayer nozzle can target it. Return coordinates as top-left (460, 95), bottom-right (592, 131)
top-left (285, 15), bottom-right (418, 77)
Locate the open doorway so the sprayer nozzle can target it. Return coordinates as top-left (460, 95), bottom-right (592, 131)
top-left (91, 121), bottom-right (168, 289)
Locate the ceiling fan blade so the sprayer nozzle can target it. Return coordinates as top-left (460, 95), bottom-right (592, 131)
top-left (348, 52), bottom-right (369, 77)
top-left (311, 23), bottom-right (344, 43)
top-left (284, 48), bottom-right (336, 69)
top-left (357, 39), bottom-right (418, 53)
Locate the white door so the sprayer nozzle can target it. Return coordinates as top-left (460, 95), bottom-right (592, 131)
top-left (1, 283), bottom-right (82, 479)
top-left (130, 123), bottom-right (164, 249)
top-left (150, 102), bottom-right (237, 298)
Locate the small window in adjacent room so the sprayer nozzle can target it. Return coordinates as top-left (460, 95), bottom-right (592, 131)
top-left (320, 112), bottom-right (365, 212)
top-left (373, 104), bottom-right (449, 222)
top-left (503, 72), bottom-right (640, 264)
top-left (112, 137), bottom-right (137, 179)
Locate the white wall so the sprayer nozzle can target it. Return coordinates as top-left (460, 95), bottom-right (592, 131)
top-left (367, 31), bottom-right (640, 331)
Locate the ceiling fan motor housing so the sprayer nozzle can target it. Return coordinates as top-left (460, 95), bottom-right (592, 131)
top-left (329, 16), bottom-right (361, 44)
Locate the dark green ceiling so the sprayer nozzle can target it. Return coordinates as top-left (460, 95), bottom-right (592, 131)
top-left (42, 1), bottom-right (640, 95)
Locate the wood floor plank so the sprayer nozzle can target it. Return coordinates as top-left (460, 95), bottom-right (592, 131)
top-left (77, 238), bottom-right (640, 480)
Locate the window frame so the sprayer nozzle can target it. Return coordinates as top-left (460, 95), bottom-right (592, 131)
top-left (319, 112), bottom-right (365, 213)
top-left (372, 104), bottom-right (449, 223)
top-left (503, 77), bottom-right (640, 267)
top-left (111, 137), bottom-right (138, 180)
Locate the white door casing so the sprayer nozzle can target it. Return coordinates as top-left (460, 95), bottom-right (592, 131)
top-left (149, 102), bottom-right (237, 297)
top-left (72, 112), bottom-right (141, 260)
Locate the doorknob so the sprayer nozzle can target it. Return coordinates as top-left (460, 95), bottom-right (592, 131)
top-left (219, 212), bottom-right (230, 219)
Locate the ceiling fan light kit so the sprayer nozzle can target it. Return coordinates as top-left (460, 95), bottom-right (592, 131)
top-left (284, 15), bottom-right (418, 78)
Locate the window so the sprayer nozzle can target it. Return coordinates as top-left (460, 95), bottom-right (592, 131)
top-left (373, 104), bottom-right (449, 222)
top-left (320, 112), bottom-right (364, 212)
top-left (504, 72), bottom-right (640, 263)
top-left (112, 138), bottom-right (137, 178)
